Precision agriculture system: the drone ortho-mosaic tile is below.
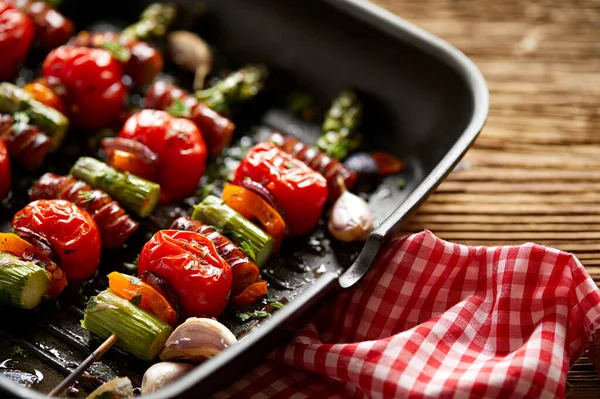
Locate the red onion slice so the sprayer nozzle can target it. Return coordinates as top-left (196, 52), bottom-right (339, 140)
top-left (101, 137), bottom-right (159, 168)
top-left (14, 227), bottom-right (56, 262)
top-left (240, 178), bottom-right (279, 211)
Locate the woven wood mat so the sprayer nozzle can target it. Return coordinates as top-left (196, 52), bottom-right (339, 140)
top-left (371, 0), bottom-right (600, 396)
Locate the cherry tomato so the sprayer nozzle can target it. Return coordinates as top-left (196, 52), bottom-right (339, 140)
top-left (233, 143), bottom-right (328, 236)
top-left (0, 232), bottom-right (67, 298)
top-left (0, 2), bottom-right (34, 81)
top-left (118, 110), bottom-right (207, 203)
top-left (108, 272), bottom-right (177, 327)
top-left (137, 230), bottom-right (232, 318)
top-left (0, 140), bottom-right (10, 200)
top-left (12, 199), bottom-right (102, 284)
top-left (42, 46), bottom-right (127, 130)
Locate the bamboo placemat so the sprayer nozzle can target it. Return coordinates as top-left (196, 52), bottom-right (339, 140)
top-left (372, 0), bottom-right (600, 396)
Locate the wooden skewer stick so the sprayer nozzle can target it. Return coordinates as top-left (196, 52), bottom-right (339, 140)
top-left (48, 333), bottom-right (118, 397)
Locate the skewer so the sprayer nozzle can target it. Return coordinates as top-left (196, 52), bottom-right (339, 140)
top-left (48, 333), bottom-right (118, 397)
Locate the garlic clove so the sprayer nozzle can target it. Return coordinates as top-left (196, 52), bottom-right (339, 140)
top-left (328, 189), bottom-right (374, 242)
top-left (86, 377), bottom-right (133, 399)
top-left (141, 362), bottom-right (194, 395)
top-left (166, 31), bottom-right (213, 90)
top-left (159, 317), bottom-right (237, 363)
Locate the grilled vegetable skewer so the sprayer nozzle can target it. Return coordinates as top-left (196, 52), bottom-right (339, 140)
top-left (30, 173), bottom-right (139, 248)
top-left (171, 217), bottom-right (267, 306)
top-left (192, 195), bottom-right (275, 267)
top-left (145, 81), bottom-right (235, 158)
top-left (81, 289), bottom-right (173, 362)
top-left (316, 89), bottom-right (363, 160)
top-left (70, 157), bottom-right (160, 218)
top-left (194, 65), bottom-right (269, 115)
top-left (0, 251), bottom-right (49, 309)
top-left (269, 132), bottom-right (357, 201)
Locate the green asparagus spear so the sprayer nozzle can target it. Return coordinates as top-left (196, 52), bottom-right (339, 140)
top-left (192, 195), bottom-right (274, 267)
top-left (121, 2), bottom-right (177, 42)
top-left (82, 290), bottom-right (173, 362)
top-left (70, 157), bottom-right (160, 218)
top-left (0, 252), bottom-right (49, 310)
top-left (0, 83), bottom-right (69, 151)
top-left (315, 89), bottom-right (363, 160)
top-left (194, 65), bottom-right (269, 115)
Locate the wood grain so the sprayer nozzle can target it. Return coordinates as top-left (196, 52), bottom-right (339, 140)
top-left (371, 0), bottom-right (600, 396)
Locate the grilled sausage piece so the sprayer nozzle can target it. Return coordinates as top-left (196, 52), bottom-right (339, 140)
top-left (30, 173), bottom-right (139, 248)
top-left (0, 114), bottom-right (52, 170)
top-left (145, 81), bottom-right (235, 158)
top-left (7, 0), bottom-right (74, 49)
top-left (170, 216), bottom-right (260, 296)
top-left (269, 132), bottom-right (357, 201)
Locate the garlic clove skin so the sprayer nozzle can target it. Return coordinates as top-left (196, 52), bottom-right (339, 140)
top-left (166, 31), bottom-right (213, 90)
top-left (142, 362), bottom-right (194, 395)
top-left (86, 377), bottom-right (133, 399)
top-left (328, 190), bottom-right (374, 242)
top-left (159, 317), bottom-right (237, 363)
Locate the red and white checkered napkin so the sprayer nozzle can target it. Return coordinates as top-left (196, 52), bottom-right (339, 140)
top-left (215, 230), bottom-right (600, 399)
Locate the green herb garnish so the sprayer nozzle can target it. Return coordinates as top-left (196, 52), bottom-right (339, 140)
top-left (166, 99), bottom-right (191, 118)
top-left (102, 41), bottom-right (132, 63)
top-left (235, 310), bottom-right (270, 322)
top-left (129, 294), bottom-right (143, 306)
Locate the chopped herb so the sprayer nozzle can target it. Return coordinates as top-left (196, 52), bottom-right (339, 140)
top-left (269, 301), bottom-right (285, 309)
top-left (239, 241), bottom-right (257, 259)
top-left (129, 294), bottom-right (143, 306)
top-left (77, 190), bottom-right (95, 204)
top-left (15, 214), bottom-right (27, 220)
top-left (38, 260), bottom-right (47, 268)
top-left (396, 178), bottom-right (406, 189)
top-left (101, 40), bottom-right (131, 62)
top-left (177, 132), bottom-right (189, 140)
top-left (285, 162), bottom-right (297, 169)
top-left (235, 310), bottom-right (270, 322)
top-left (11, 345), bottom-right (27, 358)
top-left (166, 99), bottom-right (191, 118)
top-left (196, 183), bottom-right (215, 200)
top-left (201, 247), bottom-right (209, 258)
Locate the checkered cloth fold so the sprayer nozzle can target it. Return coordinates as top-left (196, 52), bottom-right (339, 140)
top-left (216, 230), bottom-right (600, 398)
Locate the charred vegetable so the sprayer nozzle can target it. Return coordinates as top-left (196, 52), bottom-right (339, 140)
top-left (137, 230), bottom-right (233, 318)
top-left (0, 83), bottom-right (69, 151)
top-left (159, 317), bottom-right (237, 362)
top-left (70, 157), bottom-right (160, 218)
top-left (81, 289), bottom-right (173, 362)
top-left (145, 81), bottom-right (235, 158)
top-left (194, 65), bottom-right (269, 116)
top-left (192, 195), bottom-right (275, 267)
top-left (0, 113), bottom-right (53, 171)
top-left (13, 199), bottom-right (102, 284)
top-left (121, 2), bottom-right (177, 42)
top-left (316, 89), bottom-right (362, 160)
top-left (0, 251), bottom-right (49, 310)
top-left (30, 173), bottom-right (139, 248)
top-left (0, 139), bottom-right (11, 200)
top-left (269, 132), bottom-right (357, 201)
top-left (170, 217), bottom-right (268, 306)
top-left (7, 0), bottom-right (74, 49)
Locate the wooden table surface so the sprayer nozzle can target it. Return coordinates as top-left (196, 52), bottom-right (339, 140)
top-left (371, 0), bottom-right (600, 396)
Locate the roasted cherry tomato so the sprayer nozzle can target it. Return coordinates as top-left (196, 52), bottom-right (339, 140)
top-left (42, 45), bottom-right (127, 130)
top-left (108, 272), bottom-right (177, 327)
top-left (23, 81), bottom-right (67, 114)
top-left (117, 110), bottom-right (207, 203)
top-left (137, 230), bottom-right (232, 318)
top-left (233, 143), bottom-right (328, 236)
top-left (0, 140), bottom-right (10, 201)
top-left (0, 2), bottom-right (34, 81)
top-left (222, 184), bottom-right (285, 252)
top-left (0, 232), bottom-right (67, 298)
top-left (12, 199), bottom-right (102, 284)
